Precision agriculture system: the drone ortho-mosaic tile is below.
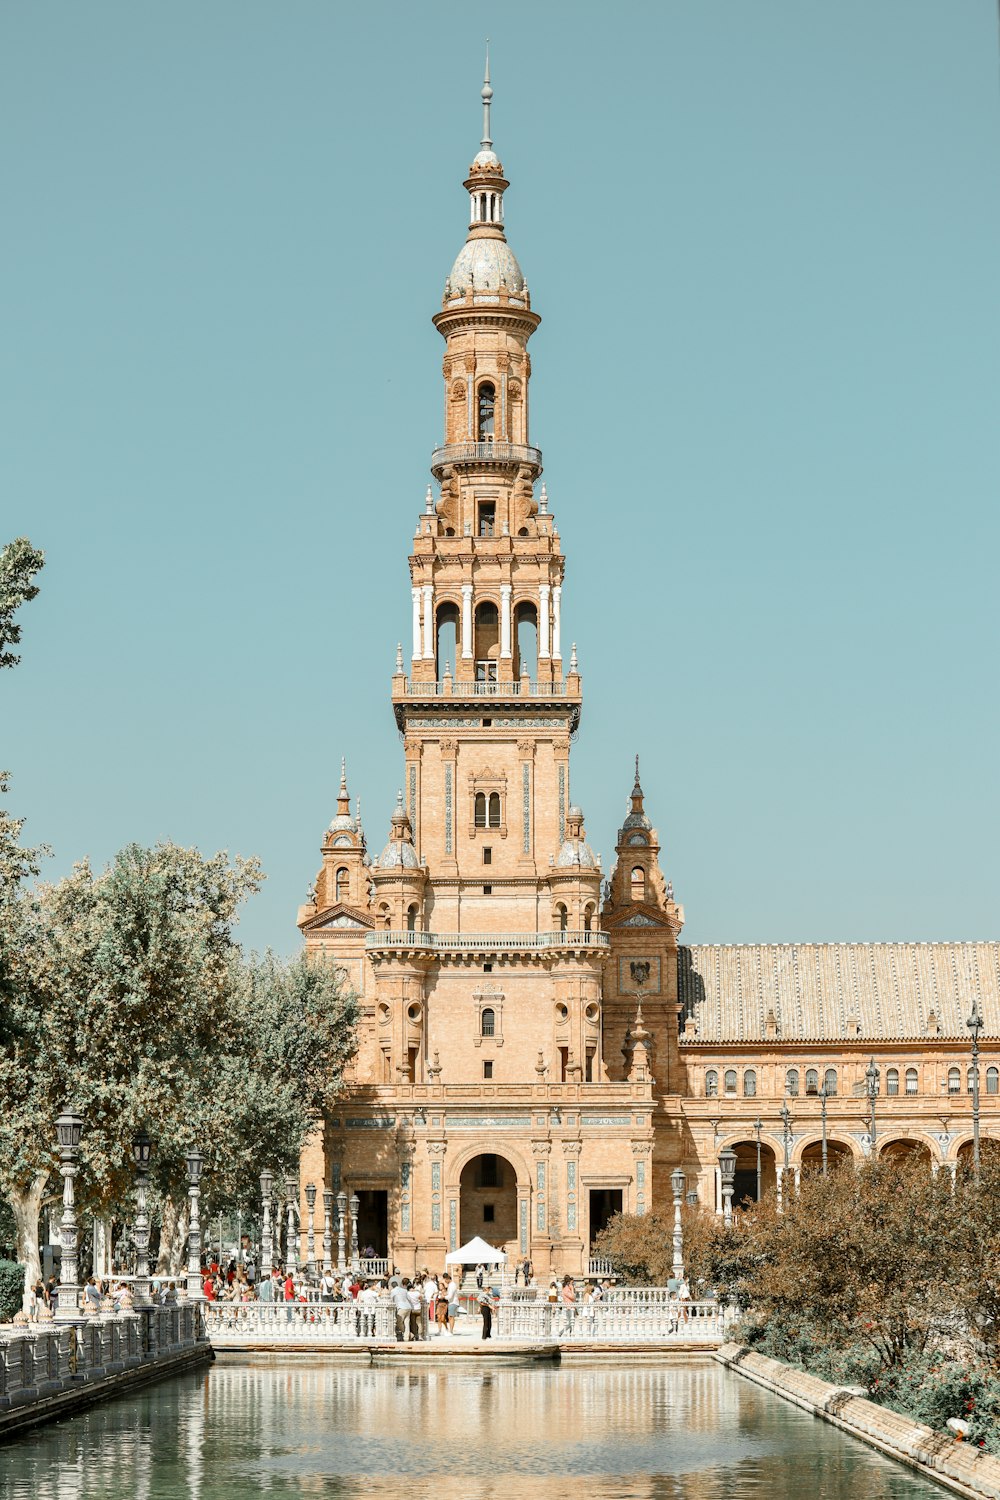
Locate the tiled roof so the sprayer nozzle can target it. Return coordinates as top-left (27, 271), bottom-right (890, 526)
top-left (677, 942), bottom-right (1000, 1043)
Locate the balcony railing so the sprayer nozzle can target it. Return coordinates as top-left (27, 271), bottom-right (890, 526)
top-left (397, 678), bottom-right (571, 698)
top-left (366, 929), bottom-right (610, 953)
top-left (430, 441), bottom-right (542, 474)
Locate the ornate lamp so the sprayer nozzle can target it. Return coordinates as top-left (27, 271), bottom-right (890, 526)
top-left (670, 1167), bottom-right (685, 1276)
top-left (304, 1182), bottom-right (318, 1277)
top-left (54, 1106), bottom-right (84, 1320)
top-left (130, 1126), bottom-right (154, 1307)
top-left (718, 1147), bottom-right (737, 1225)
top-left (185, 1149), bottom-right (205, 1302)
top-left (259, 1169), bottom-right (274, 1281)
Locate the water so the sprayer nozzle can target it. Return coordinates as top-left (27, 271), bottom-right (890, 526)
top-left (1, 1359), bottom-right (947, 1500)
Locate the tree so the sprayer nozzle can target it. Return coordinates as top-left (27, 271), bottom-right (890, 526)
top-left (0, 537), bottom-right (44, 672)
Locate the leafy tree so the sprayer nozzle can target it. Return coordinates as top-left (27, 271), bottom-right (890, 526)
top-left (0, 537), bottom-right (44, 672)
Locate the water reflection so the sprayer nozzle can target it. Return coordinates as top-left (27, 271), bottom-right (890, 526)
top-left (2, 1360), bottom-right (945, 1500)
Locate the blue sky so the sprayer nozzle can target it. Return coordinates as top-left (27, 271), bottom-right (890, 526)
top-left (3, 2), bottom-right (999, 954)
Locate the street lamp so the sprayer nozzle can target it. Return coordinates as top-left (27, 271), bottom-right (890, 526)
top-left (284, 1176), bottom-right (298, 1275)
top-left (719, 1148), bottom-right (737, 1225)
top-left (865, 1057), bottom-right (880, 1154)
top-left (752, 1118), bottom-right (763, 1203)
top-left (817, 1086), bottom-right (829, 1178)
top-left (130, 1126), bottom-right (153, 1307)
top-left (779, 1099), bottom-right (792, 1212)
top-left (322, 1189), bottom-right (334, 1276)
top-left (259, 1169), bottom-right (274, 1282)
top-left (185, 1149), bottom-right (204, 1302)
top-left (670, 1168), bottom-right (685, 1276)
top-left (968, 1001), bottom-right (983, 1180)
top-left (54, 1106), bottom-right (84, 1320)
top-left (305, 1182), bottom-right (317, 1277)
top-left (349, 1192), bottom-right (360, 1272)
top-left (336, 1190), bottom-right (347, 1273)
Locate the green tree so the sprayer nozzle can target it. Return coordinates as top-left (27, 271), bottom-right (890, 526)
top-left (0, 537), bottom-right (44, 672)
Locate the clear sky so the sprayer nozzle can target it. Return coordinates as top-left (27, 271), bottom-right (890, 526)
top-left (3, 2), bottom-right (999, 956)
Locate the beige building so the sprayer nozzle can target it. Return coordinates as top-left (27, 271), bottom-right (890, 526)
top-left (296, 69), bottom-right (999, 1276)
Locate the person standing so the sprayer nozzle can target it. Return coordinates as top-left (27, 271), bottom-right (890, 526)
top-left (475, 1263), bottom-right (485, 1290)
top-left (478, 1285), bottom-right (496, 1340)
top-left (407, 1279), bottom-right (423, 1341)
top-left (446, 1274), bottom-right (460, 1334)
top-left (436, 1278), bottom-right (450, 1336)
top-left (391, 1278), bottom-right (413, 1342)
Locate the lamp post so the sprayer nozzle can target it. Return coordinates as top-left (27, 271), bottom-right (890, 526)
top-left (752, 1117), bottom-right (763, 1202)
top-left (349, 1192), bottom-right (360, 1272)
top-left (818, 1086), bottom-right (829, 1178)
top-left (968, 1001), bottom-right (983, 1180)
top-left (54, 1106), bottom-right (84, 1320)
top-left (284, 1176), bottom-right (298, 1275)
top-left (865, 1057), bottom-right (880, 1154)
top-left (185, 1149), bottom-right (204, 1302)
top-left (130, 1126), bottom-right (153, 1307)
top-left (719, 1148), bottom-right (737, 1225)
top-left (779, 1099), bottom-right (792, 1212)
top-left (336, 1190), bottom-right (347, 1273)
top-left (322, 1189), bottom-right (334, 1276)
top-left (671, 1168), bottom-right (685, 1276)
top-left (259, 1169), bottom-right (274, 1281)
top-left (305, 1182), bottom-right (317, 1278)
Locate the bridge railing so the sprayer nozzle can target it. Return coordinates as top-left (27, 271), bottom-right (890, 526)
top-left (496, 1292), bottom-right (734, 1344)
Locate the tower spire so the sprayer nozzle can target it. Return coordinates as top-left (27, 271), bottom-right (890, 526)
top-left (481, 41), bottom-right (493, 152)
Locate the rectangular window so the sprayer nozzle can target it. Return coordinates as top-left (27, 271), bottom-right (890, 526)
top-left (483, 1204), bottom-right (495, 1223)
top-left (483, 847), bottom-right (492, 865)
top-left (481, 1153), bottom-right (498, 1186)
top-left (478, 502), bottom-right (496, 537)
top-left (559, 1046), bottom-right (569, 1083)
top-left (585, 1049), bottom-right (594, 1083)
top-left (483, 884), bottom-right (492, 895)
top-left (483, 1060), bottom-right (493, 1080)
top-left (483, 962), bottom-right (493, 973)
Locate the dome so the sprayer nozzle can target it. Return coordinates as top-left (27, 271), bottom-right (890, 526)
top-left (446, 237), bottom-right (524, 298)
top-left (375, 840), bottom-right (421, 871)
top-left (622, 810), bottom-right (651, 832)
top-left (556, 837), bottom-right (598, 870)
top-left (329, 812), bottom-right (356, 834)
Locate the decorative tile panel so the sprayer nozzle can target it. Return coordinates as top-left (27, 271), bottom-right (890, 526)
top-left (445, 765), bottom-right (453, 853)
top-left (522, 763), bottom-right (530, 853)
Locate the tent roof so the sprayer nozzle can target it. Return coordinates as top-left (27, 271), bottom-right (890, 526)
top-left (444, 1236), bottom-right (507, 1264)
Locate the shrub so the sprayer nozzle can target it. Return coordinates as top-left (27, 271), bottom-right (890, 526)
top-left (872, 1353), bottom-right (1000, 1454)
top-left (0, 1260), bottom-right (24, 1321)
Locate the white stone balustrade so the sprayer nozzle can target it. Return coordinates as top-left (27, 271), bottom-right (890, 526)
top-left (496, 1291), bottom-right (735, 1344)
top-left (203, 1298), bottom-right (398, 1346)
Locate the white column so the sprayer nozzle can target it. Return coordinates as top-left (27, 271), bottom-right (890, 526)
top-left (500, 584), bottom-right (512, 659)
top-left (461, 584), bottom-right (473, 659)
top-left (538, 585), bottom-right (550, 659)
top-left (422, 585), bottom-right (434, 660)
top-left (551, 585), bottom-right (562, 659)
top-left (411, 588), bottom-right (421, 660)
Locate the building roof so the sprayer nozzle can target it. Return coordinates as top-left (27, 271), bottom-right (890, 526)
top-left (677, 942), bottom-right (1000, 1044)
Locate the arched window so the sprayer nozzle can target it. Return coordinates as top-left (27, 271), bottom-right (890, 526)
top-left (886, 1068), bottom-right (899, 1097)
top-left (947, 1066), bottom-right (961, 1094)
top-left (805, 1068), bottom-right (819, 1095)
top-left (555, 903), bottom-right (568, 933)
top-left (987, 1066), bottom-right (999, 1095)
top-left (481, 1007), bottom-right (495, 1038)
top-left (488, 792), bottom-right (501, 828)
top-left (583, 904), bottom-right (595, 934)
top-left (335, 868), bottom-right (349, 903)
top-left (514, 601), bottom-right (538, 680)
top-left (474, 600), bottom-right (499, 673)
top-left (475, 793), bottom-right (487, 827)
top-left (630, 866), bottom-right (645, 902)
top-left (477, 382), bottom-right (495, 440)
top-left (968, 1066), bottom-right (976, 1094)
top-left (435, 601), bottom-right (459, 678)
top-left (724, 1069), bottom-right (737, 1095)
top-left (743, 1070), bottom-right (757, 1098)
top-left (824, 1068), bottom-right (838, 1096)
top-left (705, 1069), bottom-right (718, 1097)
top-left (785, 1069), bottom-right (799, 1097)
top-left (406, 904), bottom-right (418, 934)
top-left (905, 1067), bottom-right (919, 1095)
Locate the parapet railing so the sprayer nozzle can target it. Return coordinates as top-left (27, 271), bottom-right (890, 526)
top-left (396, 679), bottom-right (570, 698)
top-left (497, 1292), bottom-right (735, 1344)
top-left (0, 1303), bottom-right (206, 1413)
top-left (430, 441), bottom-right (543, 473)
top-left (203, 1299), bottom-right (401, 1345)
top-left (365, 930), bottom-right (610, 953)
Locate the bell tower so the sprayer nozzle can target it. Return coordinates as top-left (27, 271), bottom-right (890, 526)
top-left (392, 55), bottom-right (582, 909)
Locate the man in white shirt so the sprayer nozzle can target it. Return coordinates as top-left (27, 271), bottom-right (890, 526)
top-left (359, 1280), bottom-right (379, 1338)
top-left (391, 1279), bottom-right (413, 1341)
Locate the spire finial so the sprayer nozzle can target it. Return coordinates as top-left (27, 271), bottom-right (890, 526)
top-left (481, 41), bottom-right (493, 151)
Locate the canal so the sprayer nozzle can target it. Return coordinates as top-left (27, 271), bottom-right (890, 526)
top-left (2, 1359), bottom-right (948, 1499)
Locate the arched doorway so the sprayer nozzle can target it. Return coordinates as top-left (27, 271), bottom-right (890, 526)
top-left (879, 1138), bottom-right (932, 1165)
top-left (729, 1140), bottom-right (777, 1205)
top-left (459, 1152), bottom-right (517, 1249)
top-left (800, 1139), bottom-right (853, 1173)
top-left (956, 1137), bottom-right (1000, 1168)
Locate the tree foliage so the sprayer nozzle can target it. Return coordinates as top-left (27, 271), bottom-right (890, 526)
top-left (0, 536), bottom-right (44, 672)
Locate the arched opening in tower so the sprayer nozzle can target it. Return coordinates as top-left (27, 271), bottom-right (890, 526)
top-left (474, 601), bottom-right (499, 680)
top-left (514, 601), bottom-right (538, 679)
top-left (477, 382), bottom-right (496, 441)
top-left (435, 601), bottom-right (459, 679)
top-left (459, 1152), bottom-right (517, 1251)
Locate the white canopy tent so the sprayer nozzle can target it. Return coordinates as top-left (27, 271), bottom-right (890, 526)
top-left (444, 1236), bottom-right (507, 1266)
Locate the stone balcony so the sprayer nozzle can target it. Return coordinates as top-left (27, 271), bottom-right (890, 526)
top-left (429, 440), bottom-right (543, 480)
top-left (365, 929), bottom-right (610, 958)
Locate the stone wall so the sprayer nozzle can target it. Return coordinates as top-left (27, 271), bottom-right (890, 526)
top-left (716, 1342), bottom-right (1000, 1500)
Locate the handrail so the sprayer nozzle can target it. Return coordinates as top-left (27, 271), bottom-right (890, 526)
top-left (366, 929), bottom-right (609, 952)
top-left (430, 441), bottom-right (542, 471)
top-left (397, 679), bottom-right (571, 698)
